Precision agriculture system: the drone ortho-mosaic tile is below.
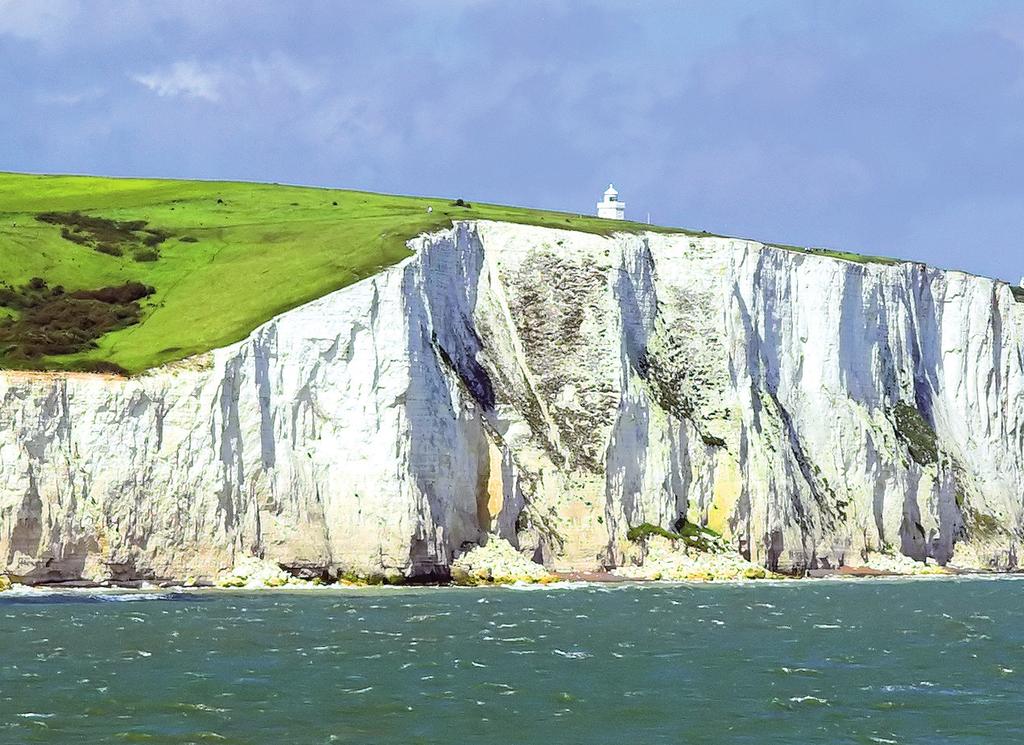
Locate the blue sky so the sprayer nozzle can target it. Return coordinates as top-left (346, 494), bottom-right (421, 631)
top-left (2, 0), bottom-right (1023, 280)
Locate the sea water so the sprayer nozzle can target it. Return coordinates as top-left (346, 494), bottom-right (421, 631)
top-left (1, 577), bottom-right (1022, 744)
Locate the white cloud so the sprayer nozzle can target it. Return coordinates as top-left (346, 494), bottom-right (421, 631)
top-left (133, 61), bottom-right (224, 102)
top-left (132, 55), bottom-right (321, 104)
top-left (36, 87), bottom-right (105, 106)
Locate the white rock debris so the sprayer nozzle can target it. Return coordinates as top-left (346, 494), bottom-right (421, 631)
top-left (450, 537), bottom-right (554, 584)
top-left (1, 221), bottom-right (1023, 584)
top-left (613, 536), bottom-right (773, 581)
top-left (216, 556), bottom-right (293, 588)
top-left (858, 551), bottom-right (947, 575)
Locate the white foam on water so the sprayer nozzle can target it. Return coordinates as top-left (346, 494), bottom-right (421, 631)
top-left (789, 696), bottom-right (829, 705)
top-left (1, 586), bottom-right (178, 602)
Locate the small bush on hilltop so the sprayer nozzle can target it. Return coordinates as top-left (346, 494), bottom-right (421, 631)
top-left (35, 211), bottom-right (172, 262)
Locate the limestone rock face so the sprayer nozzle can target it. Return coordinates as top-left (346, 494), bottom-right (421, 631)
top-left (1, 221), bottom-right (1022, 582)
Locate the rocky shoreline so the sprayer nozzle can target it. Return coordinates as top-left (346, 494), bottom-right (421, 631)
top-left (1, 569), bottom-right (1014, 594)
top-left (1, 538), bottom-right (1007, 593)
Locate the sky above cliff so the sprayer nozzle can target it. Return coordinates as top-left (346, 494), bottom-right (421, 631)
top-left (2, 0), bottom-right (1023, 281)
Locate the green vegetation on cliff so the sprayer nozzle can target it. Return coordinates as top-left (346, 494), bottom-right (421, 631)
top-left (892, 401), bottom-right (939, 466)
top-left (0, 172), bottom-right (679, 373)
top-left (626, 519), bottom-right (722, 552)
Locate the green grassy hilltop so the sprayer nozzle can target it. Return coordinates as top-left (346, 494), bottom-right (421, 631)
top-left (0, 172), bottom-right (677, 374)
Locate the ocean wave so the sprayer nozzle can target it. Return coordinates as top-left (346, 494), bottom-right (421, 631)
top-left (0, 587), bottom-right (201, 604)
top-left (788, 695), bottom-right (830, 705)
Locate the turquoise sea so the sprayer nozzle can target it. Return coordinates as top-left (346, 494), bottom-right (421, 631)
top-left (2, 577), bottom-right (1022, 744)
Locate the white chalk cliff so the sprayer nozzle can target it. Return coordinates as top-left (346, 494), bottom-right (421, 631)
top-left (2, 221), bottom-right (1023, 583)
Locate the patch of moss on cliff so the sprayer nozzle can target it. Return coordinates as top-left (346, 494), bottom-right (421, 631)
top-left (635, 339), bottom-right (695, 421)
top-left (965, 509), bottom-right (1005, 538)
top-left (674, 517), bottom-right (721, 540)
top-left (892, 402), bottom-right (939, 466)
top-left (627, 523), bottom-right (680, 542)
top-left (627, 519), bottom-right (720, 552)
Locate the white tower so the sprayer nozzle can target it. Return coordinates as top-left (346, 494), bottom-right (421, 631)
top-left (596, 183), bottom-right (625, 220)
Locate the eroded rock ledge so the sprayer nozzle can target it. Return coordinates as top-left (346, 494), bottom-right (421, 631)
top-left (2, 221), bottom-right (1023, 584)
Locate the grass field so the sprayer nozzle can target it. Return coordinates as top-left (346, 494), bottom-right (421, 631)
top-left (0, 172), bottom-right (697, 374)
top-left (0, 172), bottom-right (932, 375)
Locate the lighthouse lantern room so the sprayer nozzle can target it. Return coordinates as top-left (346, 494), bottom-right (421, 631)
top-left (596, 184), bottom-right (625, 220)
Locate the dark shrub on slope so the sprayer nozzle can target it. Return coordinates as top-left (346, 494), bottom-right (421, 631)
top-left (0, 280), bottom-right (156, 364)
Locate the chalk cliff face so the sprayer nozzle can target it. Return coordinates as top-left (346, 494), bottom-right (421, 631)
top-left (2, 221), bottom-right (1023, 582)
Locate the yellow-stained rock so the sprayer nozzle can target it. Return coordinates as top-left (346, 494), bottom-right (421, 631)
top-left (707, 456), bottom-right (741, 537)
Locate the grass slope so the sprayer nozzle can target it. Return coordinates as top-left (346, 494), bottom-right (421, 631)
top-left (2, 172), bottom-right (942, 374)
top-left (0, 173), bottom-right (683, 374)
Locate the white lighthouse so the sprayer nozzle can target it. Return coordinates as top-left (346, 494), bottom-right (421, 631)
top-left (596, 183), bottom-right (625, 220)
